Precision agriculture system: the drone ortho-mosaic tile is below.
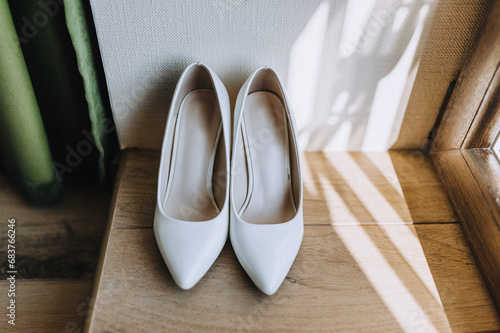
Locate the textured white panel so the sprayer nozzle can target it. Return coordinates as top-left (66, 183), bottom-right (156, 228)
top-left (90, 0), bottom-right (437, 150)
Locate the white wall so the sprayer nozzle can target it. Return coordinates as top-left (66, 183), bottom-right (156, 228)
top-left (90, 0), bottom-right (438, 151)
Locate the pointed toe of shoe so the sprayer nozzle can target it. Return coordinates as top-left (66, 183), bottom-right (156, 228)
top-left (157, 240), bottom-right (208, 290)
top-left (170, 266), bottom-right (202, 290)
top-left (250, 270), bottom-right (283, 296)
top-left (230, 217), bottom-right (303, 295)
top-left (154, 208), bottom-right (228, 290)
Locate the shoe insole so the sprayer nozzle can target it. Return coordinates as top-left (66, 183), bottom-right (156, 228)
top-left (237, 91), bottom-right (296, 224)
top-left (163, 89), bottom-right (222, 221)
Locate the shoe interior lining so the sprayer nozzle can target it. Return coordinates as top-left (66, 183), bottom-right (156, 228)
top-left (163, 89), bottom-right (225, 221)
top-left (233, 91), bottom-right (297, 224)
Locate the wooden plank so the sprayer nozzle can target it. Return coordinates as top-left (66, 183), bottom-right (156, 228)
top-left (432, 150), bottom-right (500, 308)
top-left (0, 174), bottom-right (111, 280)
top-left (0, 171), bottom-right (112, 331)
top-left (303, 151), bottom-right (456, 224)
top-left (112, 150), bottom-right (455, 228)
top-left (432, 1), bottom-right (500, 151)
top-left (87, 224), bottom-right (499, 332)
top-left (0, 280), bottom-right (92, 333)
top-left (414, 224), bottom-right (500, 332)
top-left (388, 151), bottom-right (456, 223)
top-left (303, 152), bottom-right (416, 224)
top-left (111, 149), bottom-right (159, 229)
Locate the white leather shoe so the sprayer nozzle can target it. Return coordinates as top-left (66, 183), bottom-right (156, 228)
top-left (154, 63), bottom-right (230, 290)
top-left (230, 67), bottom-right (304, 295)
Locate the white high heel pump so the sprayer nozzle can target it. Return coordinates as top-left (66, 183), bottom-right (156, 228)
top-left (154, 63), bottom-right (230, 289)
top-left (230, 67), bottom-right (304, 295)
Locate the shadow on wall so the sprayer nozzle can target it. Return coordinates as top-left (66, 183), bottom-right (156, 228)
top-left (292, 0), bottom-right (432, 151)
top-left (91, 0), bottom-right (436, 150)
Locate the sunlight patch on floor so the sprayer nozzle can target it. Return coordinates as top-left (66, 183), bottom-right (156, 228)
top-left (326, 153), bottom-right (410, 222)
top-left (334, 224), bottom-right (450, 332)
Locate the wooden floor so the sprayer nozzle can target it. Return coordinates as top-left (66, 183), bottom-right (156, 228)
top-left (86, 150), bottom-right (499, 332)
top-left (0, 173), bottom-right (111, 333)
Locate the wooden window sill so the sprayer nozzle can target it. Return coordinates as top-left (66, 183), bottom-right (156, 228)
top-left (84, 149), bottom-right (499, 332)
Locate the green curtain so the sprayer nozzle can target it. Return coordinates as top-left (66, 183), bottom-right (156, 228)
top-left (0, 0), bottom-right (61, 205)
top-left (64, 0), bottom-right (115, 184)
top-left (0, 0), bottom-right (116, 204)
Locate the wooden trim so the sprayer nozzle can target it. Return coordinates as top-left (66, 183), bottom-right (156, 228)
top-left (432, 0), bottom-right (500, 151)
top-left (463, 63), bottom-right (500, 148)
top-left (462, 149), bottom-right (500, 225)
top-left (432, 150), bottom-right (500, 308)
top-left (84, 150), bottom-right (126, 333)
top-left (431, 0), bottom-right (500, 311)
